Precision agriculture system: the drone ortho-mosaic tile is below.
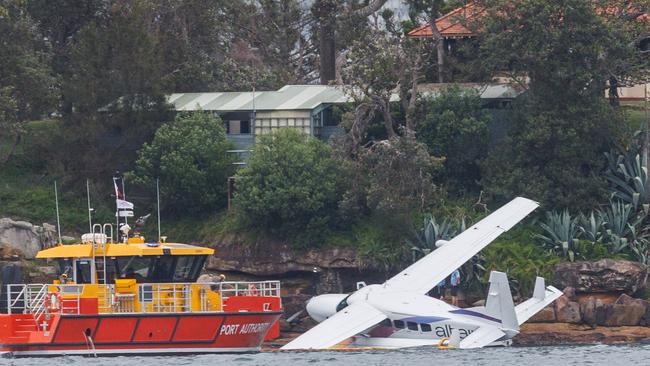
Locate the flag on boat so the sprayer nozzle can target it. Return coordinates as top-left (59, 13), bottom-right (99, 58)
top-left (116, 199), bottom-right (134, 210)
top-left (114, 179), bottom-right (124, 200)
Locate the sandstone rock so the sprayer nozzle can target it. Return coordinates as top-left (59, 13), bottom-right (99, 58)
top-left (515, 323), bottom-right (650, 346)
top-left (597, 302), bottom-right (646, 326)
top-left (0, 218), bottom-right (57, 258)
top-left (554, 259), bottom-right (647, 295)
top-left (555, 300), bottom-right (581, 323)
top-left (563, 286), bottom-right (577, 301)
top-left (529, 304), bottom-right (556, 323)
top-left (580, 297), bottom-right (599, 327)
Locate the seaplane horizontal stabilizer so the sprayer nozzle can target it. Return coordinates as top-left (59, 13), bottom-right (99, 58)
top-left (459, 326), bottom-right (506, 349)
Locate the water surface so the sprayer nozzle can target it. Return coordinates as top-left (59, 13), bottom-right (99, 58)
top-left (4, 345), bottom-right (650, 366)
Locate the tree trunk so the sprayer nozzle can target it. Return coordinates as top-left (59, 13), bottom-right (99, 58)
top-left (318, 14), bottom-right (336, 84)
top-left (429, 18), bottom-right (446, 83)
top-left (380, 99), bottom-right (396, 138)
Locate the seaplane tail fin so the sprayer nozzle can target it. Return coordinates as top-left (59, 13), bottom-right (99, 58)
top-left (459, 326), bottom-right (505, 349)
top-left (384, 197), bottom-right (539, 294)
top-left (515, 277), bottom-right (563, 325)
top-left (484, 271), bottom-right (519, 330)
top-left (280, 301), bottom-right (386, 350)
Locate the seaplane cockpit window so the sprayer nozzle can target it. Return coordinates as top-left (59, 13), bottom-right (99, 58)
top-left (394, 320), bottom-right (405, 329)
top-left (407, 322), bottom-right (418, 331)
top-left (420, 323), bottom-right (432, 332)
top-left (380, 319), bottom-right (392, 327)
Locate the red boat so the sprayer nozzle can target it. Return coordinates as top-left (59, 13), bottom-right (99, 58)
top-left (0, 183), bottom-right (282, 357)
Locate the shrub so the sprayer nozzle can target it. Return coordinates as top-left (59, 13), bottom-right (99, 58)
top-left (233, 129), bottom-right (349, 246)
top-left (129, 111), bottom-right (235, 215)
top-left (416, 85), bottom-right (490, 191)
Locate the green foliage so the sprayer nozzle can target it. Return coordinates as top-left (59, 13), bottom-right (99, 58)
top-left (605, 149), bottom-right (649, 212)
top-left (481, 236), bottom-right (560, 297)
top-left (417, 85), bottom-right (490, 190)
top-left (478, 0), bottom-right (633, 210)
top-left (535, 210), bottom-right (580, 261)
top-left (129, 112), bottom-right (234, 215)
top-left (340, 137), bottom-right (442, 221)
top-left (233, 129), bottom-right (350, 246)
top-left (0, 0), bottom-right (58, 164)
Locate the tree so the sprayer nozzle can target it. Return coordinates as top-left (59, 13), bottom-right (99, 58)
top-left (61, 0), bottom-right (170, 177)
top-left (474, 0), bottom-right (639, 209)
top-left (417, 85), bottom-right (490, 191)
top-left (311, 0), bottom-right (389, 84)
top-left (233, 129), bottom-right (349, 245)
top-left (129, 111), bottom-right (235, 215)
top-left (0, 0), bottom-right (57, 164)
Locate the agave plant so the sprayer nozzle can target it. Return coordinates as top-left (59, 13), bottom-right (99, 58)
top-left (535, 210), bottom-right (580, 261)
top-left (605, 149), bottom-right (649, 213)
top-left (410, 215), bottom-right (464, 262)
top-left (578, 211), bottom-right (605, 244)
top-left (599, 200), bottom-right (637, 253)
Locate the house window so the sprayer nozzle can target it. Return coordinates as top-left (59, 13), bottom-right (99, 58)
top-left (227, 120), bottom-right (251, 134)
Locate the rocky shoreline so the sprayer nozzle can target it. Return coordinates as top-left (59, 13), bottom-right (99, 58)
top-left (4, 219), bottom-right (650, 346)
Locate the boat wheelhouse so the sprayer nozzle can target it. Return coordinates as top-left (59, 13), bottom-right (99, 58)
top-left (0, 186), bottom-right (282, 357)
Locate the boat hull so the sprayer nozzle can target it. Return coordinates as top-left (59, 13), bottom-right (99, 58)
top-left (1, 311), bottom-right (282, 357)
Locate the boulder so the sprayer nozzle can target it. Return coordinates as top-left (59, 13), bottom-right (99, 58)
top-left (0, 218), bottom-right (57, 258)
top-left (580, 297), bottom-right (600, 327)
top-left (529, 304), bottom-right (556, 323)
top-left (554, 259), bottom-right (647, 295)
top-left (554, 295), bottom-right (581, 323)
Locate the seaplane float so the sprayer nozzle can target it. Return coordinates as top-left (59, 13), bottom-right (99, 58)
top-left (282, 197), bottom-right (563, 350)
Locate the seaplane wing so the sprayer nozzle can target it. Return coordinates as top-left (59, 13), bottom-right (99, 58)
top-left (384, 197), bottom-right (539, 294)
top-left (459, 326), bottom-right (506, 349)
top-left (281, 301), bottom-right (386, 350)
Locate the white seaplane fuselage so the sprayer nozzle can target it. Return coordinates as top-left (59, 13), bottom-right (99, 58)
top-left (307, 285), bottom-right (516, 349)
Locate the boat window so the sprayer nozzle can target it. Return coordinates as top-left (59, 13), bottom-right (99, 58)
top-left (57, 259), bottom-right (73, 277)
top-left (117, 257), bottom-right (152, 282)
top-left (407, 322), bottom-right (418, 331)
top-left (394, 320), bottom-right (405, 329)
top-left (380, 319), bottom-right (392, 327)
top-left (420, 323), bottom-right (432, 332)
top-left (75, 260), bottom-right (92, 284)
top-left (150, 256), bottom-right (175, 282)
top-left (173, 255), bottom-right (206, 282)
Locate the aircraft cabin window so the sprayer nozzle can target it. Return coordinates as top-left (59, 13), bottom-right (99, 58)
top-left (380, 319), bottom-right (392, 327)
top-left (407, 322), bottom-right (418, 331)
top-left (393, 320), bottom-right (405, 329)
top-left (420, 323), bottom-right (432, 332)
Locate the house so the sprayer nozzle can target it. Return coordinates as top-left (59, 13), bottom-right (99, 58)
top-left (167, 85), bottom-right (350, 160)
top-left (408, 3), bottom-right (650, 101)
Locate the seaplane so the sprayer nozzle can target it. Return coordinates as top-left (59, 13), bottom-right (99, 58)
top-left (281, 197), bottom-right (563, 350)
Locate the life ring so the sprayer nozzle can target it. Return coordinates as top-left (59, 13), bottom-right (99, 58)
top-left (45, 292), bottom-right (62, 312)
top-left (247, 284), bottom-right (259, 296)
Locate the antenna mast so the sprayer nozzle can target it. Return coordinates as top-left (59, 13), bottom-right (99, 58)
top-left (86, 179), bottom-right (93, 234)
top-left (157, 178), bottom-right (161, 242)
top-left (54, 181), bottom-right (62, 244)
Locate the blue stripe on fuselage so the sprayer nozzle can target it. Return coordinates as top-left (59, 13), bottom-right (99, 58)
top-left (449, 309), bottom-right (501, 323)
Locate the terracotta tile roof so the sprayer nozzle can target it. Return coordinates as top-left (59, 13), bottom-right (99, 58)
top-left (408, 2), bottom-right (648, 39)
top-left (408, 3), bottom-right (480, 39)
